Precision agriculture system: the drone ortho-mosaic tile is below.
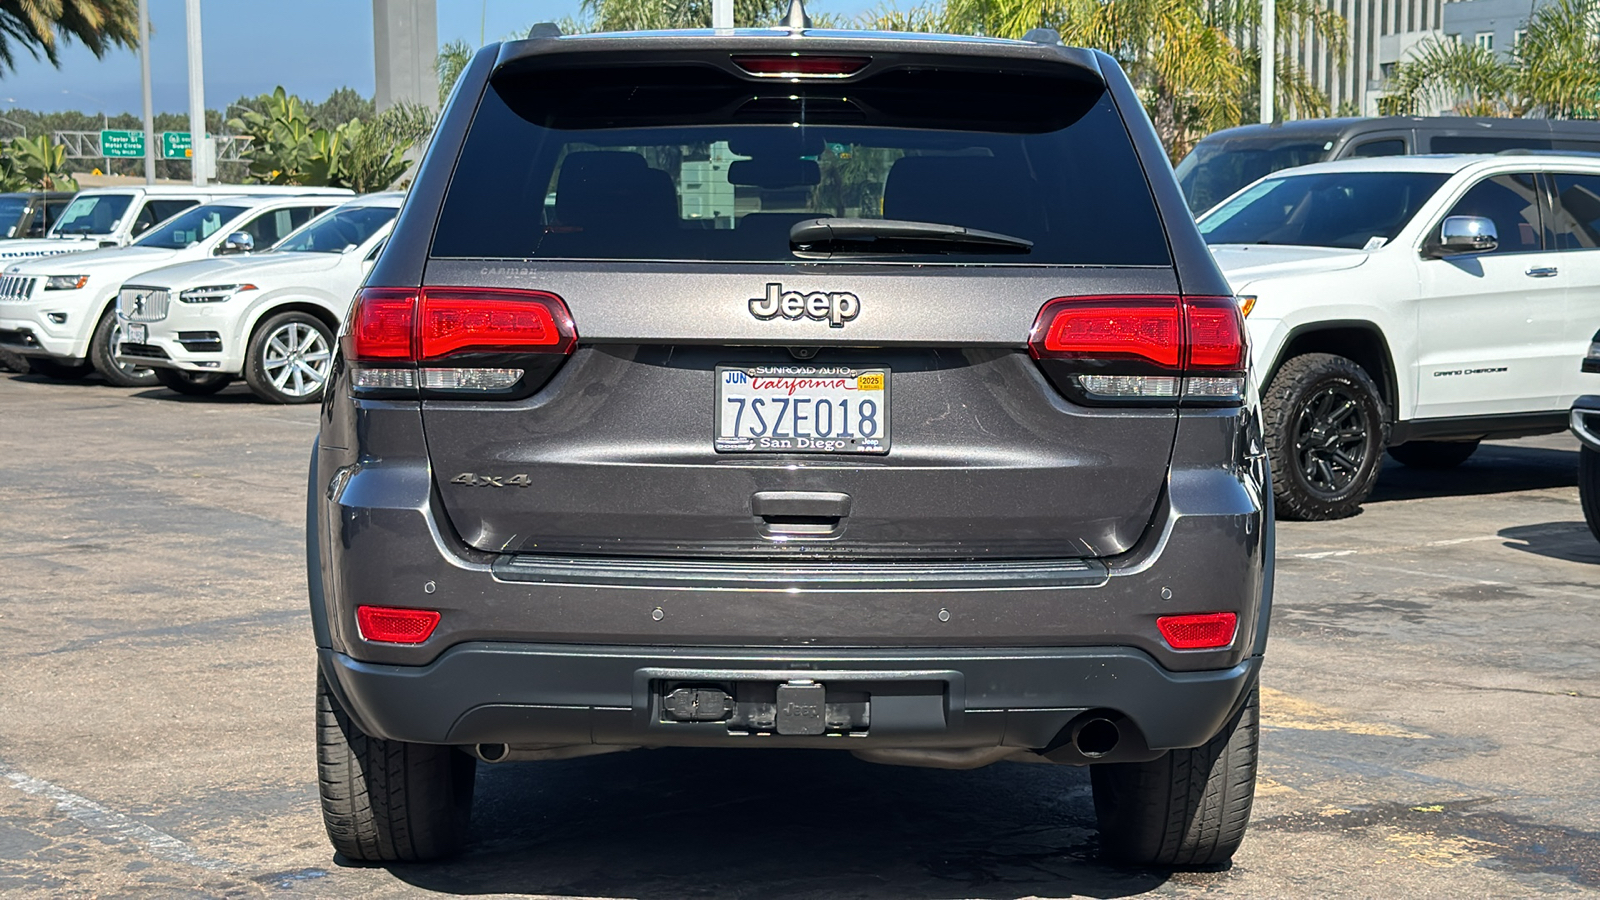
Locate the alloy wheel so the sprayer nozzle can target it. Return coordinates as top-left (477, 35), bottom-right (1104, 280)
top-left (261, 321), bottom-right (332, 399)
top-left (1293, 384), bottom-right (1370, 496)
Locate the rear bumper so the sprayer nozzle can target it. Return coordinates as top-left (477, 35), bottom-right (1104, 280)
top-left (320, 642), bottom-right (1261, 757)
top-left (309, 404), bottom-right (1273, 757)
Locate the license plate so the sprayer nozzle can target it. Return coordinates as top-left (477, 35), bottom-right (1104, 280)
top-left (122, 323), bottom-right (147, 345)
top-left (715, 365), bottom-right (890, 454)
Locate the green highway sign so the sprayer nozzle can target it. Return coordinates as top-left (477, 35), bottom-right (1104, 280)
top-left (161, 131), bottom-right (193, 159)
top-left (99, 130), bottom-right (144, 158)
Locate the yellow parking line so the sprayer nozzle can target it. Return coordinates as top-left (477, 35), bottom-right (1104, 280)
top-left (1259, 687), bottom-right (1429, 739)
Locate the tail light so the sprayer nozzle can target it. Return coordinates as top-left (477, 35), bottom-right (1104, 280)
top-left (1028, 295), bottom-right (1247, 405)
top-left (1157, 612), bottom-right (1238, 650)
top-left (356, 605), bottom-right (441, 644)
top-left (345, 287), bottom-right (576, 397)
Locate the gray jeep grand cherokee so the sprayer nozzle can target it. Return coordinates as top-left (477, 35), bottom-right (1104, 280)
top-left (309, 18), bottom-right (1272, 867)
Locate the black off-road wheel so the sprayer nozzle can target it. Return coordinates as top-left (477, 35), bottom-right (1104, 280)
top-left (0, 346), bottom-right (26, 373)
top-left (24, 357), bottom-right (94, 379)
top-left (1581, 447), bottom-right (1600, 544)
top-left (1263, 353), bottom-right (1388, 520)
top-left (153, 368), bottom-right (233, 396)
top-left (88, 308), bottom-right (158, 387)
top-left (1387, 439), bottom-right (1480, 469)
top-left (1091, 688), bottom-right (1259, 867)
top-left (316, 671), bottom-right (476, 862)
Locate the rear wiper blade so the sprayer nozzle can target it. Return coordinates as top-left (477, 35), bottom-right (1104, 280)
top-left (789, 217), bottom-right (1034, 254)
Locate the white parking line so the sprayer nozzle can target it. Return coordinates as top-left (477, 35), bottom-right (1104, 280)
top-left (1290, 524), bottom-right (1586, 560)
top-left (1, 762), bottom-right (230, 872)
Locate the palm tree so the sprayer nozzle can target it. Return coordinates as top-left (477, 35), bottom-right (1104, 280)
top-left (436, 39), bottom-right (473, 106)
top-left (569, 0), bottom-right (803, 31)
top-left (0, 0), bottom-right (139, 72)
top-left (1380, 0), bottom-right (1600, 118)
top-left (861, 0), bottom-right (1347, 159)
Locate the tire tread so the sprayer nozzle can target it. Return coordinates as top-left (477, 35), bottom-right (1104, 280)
top-left (315, 671), bottom-right (473, 862)
top-left (1092, 688), bottom-right (1259, 867)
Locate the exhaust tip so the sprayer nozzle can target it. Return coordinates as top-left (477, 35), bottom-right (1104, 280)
top-left (1073, 718), bottom-right (1121, 758)
top-left (475, 742), bottom-right (510, 763)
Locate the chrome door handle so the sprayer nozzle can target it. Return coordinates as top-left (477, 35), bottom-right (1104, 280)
top-left (1526, 266), bottom-right (1559, 278)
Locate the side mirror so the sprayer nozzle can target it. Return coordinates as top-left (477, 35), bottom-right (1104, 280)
top-left (218, 231), bottom-right (255, 255)
top-left (1433, 216), bottom-right (1498, 256)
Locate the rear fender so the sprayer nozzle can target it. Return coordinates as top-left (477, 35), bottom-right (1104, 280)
top-left (307, 437), bottom-right (332, 649)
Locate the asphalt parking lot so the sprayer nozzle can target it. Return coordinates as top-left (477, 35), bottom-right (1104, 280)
top-left (1, 370), bottom-right (1597, 898)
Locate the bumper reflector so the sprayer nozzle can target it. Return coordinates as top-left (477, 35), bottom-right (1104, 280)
top-left (1157, 612), bottom-right (1238, 650)
top-left (356, 605), bottom-right (441, 644)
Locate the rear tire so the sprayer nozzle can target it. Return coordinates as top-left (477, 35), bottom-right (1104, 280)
top-left (153, 368), bottom-right (233, 396)
top-left (1581, 447), bottom-right (1600, 544)
top-left (1092, 688), bottom-right (1259, 867)
top-left (245, 311), bottom-right (335, 404)
top-left (89, 308), bottom-right (158, 387)
top-left (25, 357), bottom-right (94, 380)
top-left (316, 671), bottom-right (476, 862)
top-left (1388, 439), bottom-right (1480, 469)
top-left (1262, 353), bottom-right (1387, 520)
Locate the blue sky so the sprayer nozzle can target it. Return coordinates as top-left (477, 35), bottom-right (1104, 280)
top-left (0, 0), bottom-right (858, 115)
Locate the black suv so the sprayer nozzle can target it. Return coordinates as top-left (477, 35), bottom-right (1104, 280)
top-left (309, 19), bottom-right (1272, 867)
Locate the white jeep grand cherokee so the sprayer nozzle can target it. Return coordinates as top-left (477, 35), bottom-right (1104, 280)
top-left (1199, 154), bottom-right (1600, 519)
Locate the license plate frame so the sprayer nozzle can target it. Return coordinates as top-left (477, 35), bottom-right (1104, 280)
top-left (122, 322), bottom-right (148, 345)
top-left (714, 365), bottom-right (890, 454)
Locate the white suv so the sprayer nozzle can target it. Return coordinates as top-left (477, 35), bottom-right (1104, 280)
top-left (114, 193), bottom-right (403, 403)
top-left (0, 191), bottom-right (350, 385)
top-left (0, 185), bottom-right (347, 262)
top-left (1198, 154), bottom-right (1600, 518)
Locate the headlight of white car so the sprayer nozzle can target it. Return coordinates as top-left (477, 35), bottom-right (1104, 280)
top-left (43, 275), bottom-right (89, 290)
top-left (1237, 294), bottom-right (1257, 317)
top-left (179, 283), bottom-right (257, 303)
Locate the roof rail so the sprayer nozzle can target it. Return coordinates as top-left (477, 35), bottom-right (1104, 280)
top-left (1493, 148), bottom-right (1600, 158)
top-left (527, 22), bottom-right (562, 39)
top-left (1022, 27), bottom-right (1061, 44)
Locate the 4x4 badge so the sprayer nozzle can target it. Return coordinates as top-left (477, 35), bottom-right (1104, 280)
top-left (749, 283), bottom-right (860, 328)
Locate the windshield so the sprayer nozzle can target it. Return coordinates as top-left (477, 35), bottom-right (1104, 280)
top-left (1197, 172), bottom-right (1450, 250)
top-left (1175, 137), bottom-right (1337, 213)
top-left (0, 196), bottom-right (30, 238)
top-left (432, 66), bottom-right (1170, 265)
top-left (132, 203), bottom-right (248, 249)
top-left (51, 194), bottom-right (134, 237)
top-left (274, 205), bottom-right (397, 252)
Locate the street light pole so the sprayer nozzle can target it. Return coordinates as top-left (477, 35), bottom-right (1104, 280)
top-left (138, 0), bottom-right (154, 184)
top-left (713, 0), bottom-right (733, 29)
top-left (184, 0), bottom-right (211, 185)
top-left (1259, 0), bottom-right (1275, 124)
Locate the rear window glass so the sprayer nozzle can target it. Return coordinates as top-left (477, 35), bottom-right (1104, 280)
top-left (432, 64), bottom-right (1170, 266)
